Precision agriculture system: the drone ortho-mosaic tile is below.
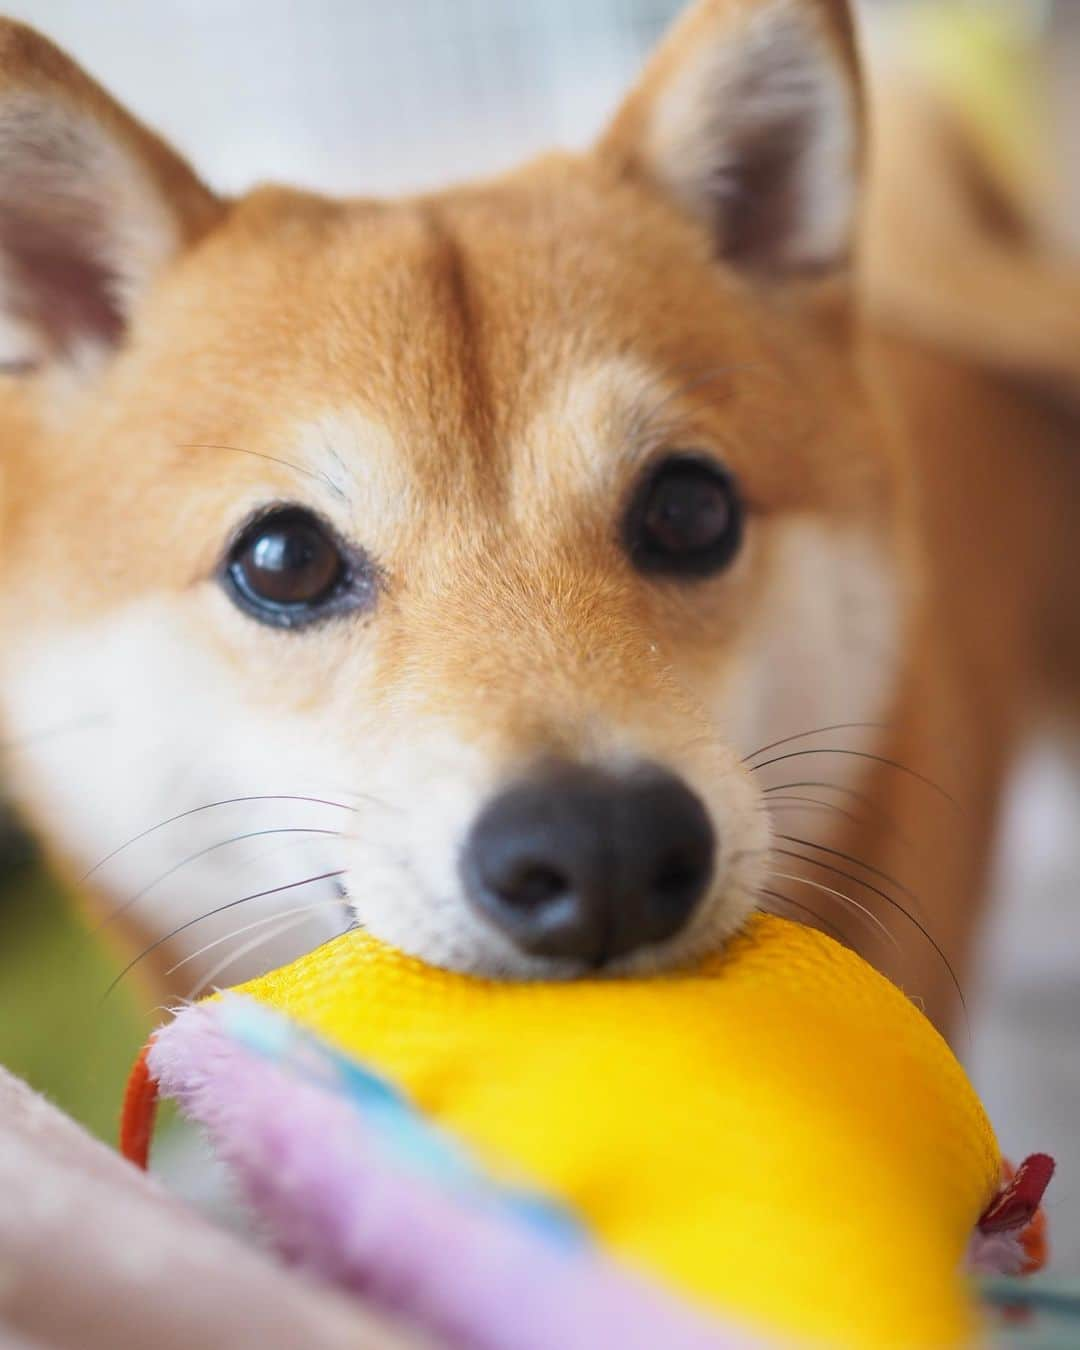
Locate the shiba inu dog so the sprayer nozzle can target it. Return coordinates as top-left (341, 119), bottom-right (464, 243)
top-left (0, 0), bottom-right (1075, 1034)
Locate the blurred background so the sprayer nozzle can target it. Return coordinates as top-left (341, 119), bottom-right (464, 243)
top-left (0, 0), bottom-right (1076, 1270)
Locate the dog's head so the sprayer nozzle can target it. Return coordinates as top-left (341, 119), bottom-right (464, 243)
top-left (0, 0), bottom-right (905, 987)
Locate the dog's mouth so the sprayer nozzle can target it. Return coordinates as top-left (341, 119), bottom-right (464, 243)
top-left (343, 843), bottom-right (764, 984)
top-left (329, 748), bottom-right (771, 983)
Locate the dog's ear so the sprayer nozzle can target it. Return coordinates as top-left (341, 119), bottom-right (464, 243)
top-left (0, 20), bottom-right (221, 369)
top-left (598, 0), bottom-right (863, 277)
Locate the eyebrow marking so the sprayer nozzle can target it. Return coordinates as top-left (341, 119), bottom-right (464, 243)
top-left (178, 441), bottom-right (350, 505)
top-left (624, 362), bottom-right (765, 460)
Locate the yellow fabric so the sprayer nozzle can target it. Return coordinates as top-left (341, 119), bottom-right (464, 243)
top-left (236, 915), bottom-right (1000, 1348)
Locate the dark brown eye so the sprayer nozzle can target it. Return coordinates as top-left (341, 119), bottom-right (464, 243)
top-left (624, 455), bottom-right (744, 578)
top-left (224, 506), bottom-right (369, 628)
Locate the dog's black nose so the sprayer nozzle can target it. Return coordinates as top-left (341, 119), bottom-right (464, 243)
top-left (461, 762), bottom-right (715, 964)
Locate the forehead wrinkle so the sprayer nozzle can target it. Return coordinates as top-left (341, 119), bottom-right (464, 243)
top-left (420, 205), bottom-right (492, 443)
top-left (373, 204), bottom-right (502, 496)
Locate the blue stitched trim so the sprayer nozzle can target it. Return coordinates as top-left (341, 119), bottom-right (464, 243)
top-left (218, 995), bottom-right (586, 1250)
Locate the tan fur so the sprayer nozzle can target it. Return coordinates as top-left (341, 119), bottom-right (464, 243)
top-left (0, 4), bottom-right (1074, 1034)
top-left (865, 68), bottom-right (1080, 392)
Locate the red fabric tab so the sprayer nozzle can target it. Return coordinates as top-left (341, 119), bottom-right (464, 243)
top-left (119, 1041), bottom-right (159, 1170)
top-left (978, 1154), bottom-right (1056, 1235)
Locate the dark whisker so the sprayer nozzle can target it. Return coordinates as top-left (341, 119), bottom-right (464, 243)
top-left (764, 794), bottom-right (865, 828)
top-left (774, 833), bottom-right (922, 910)
top-left (741, 722), bottom-right (887, 765)
top-left (186, 908), bottom-right (338, 1002)
top-left (761, 780), bottom-right (914, 847)
top-left (772, 847), bottom-right (917, 927)
top-left (749, 749), bottom-right (959, 807)
top-left (166, 895), bottom-right (349, 979)
top-left (102, 868), bottom-right (348, 999)
top-left (767, 868), bottom-right (900, 952)
top-left (772, 846), bottom-right (968, 1023)
top-left (765, 797), bottom-right (926, 878)
top-left (81, 794), bottom-right (359, 883)
top-left (179, 442), bottom-right (348, 503)
top-left (93, 827), bottom-right (343, 935)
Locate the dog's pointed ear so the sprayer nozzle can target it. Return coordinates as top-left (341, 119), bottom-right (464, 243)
top-left (0, 20), bottom-right (222, 368)
top-left (597, 0), bottom-right (863, 277)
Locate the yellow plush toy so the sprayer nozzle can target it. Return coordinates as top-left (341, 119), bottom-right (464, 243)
top-left (125, 913), bottom-right (1052, 1350)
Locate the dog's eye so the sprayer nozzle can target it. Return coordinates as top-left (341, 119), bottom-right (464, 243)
top-left (223, 507), bottom-right (362, 627)
top-left (624, 455), bottom-right (744, 577)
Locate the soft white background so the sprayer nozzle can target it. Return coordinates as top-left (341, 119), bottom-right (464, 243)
top-left (11, 0), bottom-right (1079, 1270)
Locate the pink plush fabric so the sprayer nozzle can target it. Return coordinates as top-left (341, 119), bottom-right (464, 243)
top-left (0, 1065), bottom-right (422, 1350)
top-left (148, 997), bottom-right (773, 1350)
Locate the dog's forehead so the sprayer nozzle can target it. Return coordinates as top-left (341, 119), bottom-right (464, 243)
top-left (139, 171), bottom-right (782, 522)
top-left (69, 161), bottom-right (881, 591)
top-left (158, 165), bottom-right (751, 446)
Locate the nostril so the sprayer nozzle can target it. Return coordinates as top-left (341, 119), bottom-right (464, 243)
top-left (500, 863), bottom-right (571, 911)
top-left (651, 851), bottom-right (708, 902)
top-left (462, 761), bottom-right (716, 964)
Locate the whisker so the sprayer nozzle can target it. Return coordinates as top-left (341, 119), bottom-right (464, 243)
top-left (764, 794), bottom-right (865, 828)
top-left (81, 794), bottom-right (359, 883)
top-left (186, 913), bottom-right (325, 1003)
top-left (741, 722), bottom-right (887, 765)
top-left (179, 442), bottom-right (348, 503)
top-left (102, 868), bottom-right (347, 1000)
top-left (203, 830), bottom-right (345, 882)
top-left (764, 797), bottom-right (927, 873)
top-left (767, 869), bottom-right (900, 953)
top-left (761, 780), bottom-right (914, 847)
top-left (749, 748), bottom-right (959, 807)
top-left (167, 896), bottom-right (348, 984)
top-left (757, 887), bottom-right (849, 946)
top-left (773, 833), bottom-right (922, 911)
top-left (772, 846), bottom-right (968, 1023)
top-left (772, 846), bottom-right (916, 924)
top-left (93, 827), bottom-right (342, 935)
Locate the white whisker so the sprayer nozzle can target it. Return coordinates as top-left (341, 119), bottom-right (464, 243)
top-left (187, 908), bottom-right (340, 1001)
top-left (767, 869), bottom-right (900, 953)
top-left (165, 896), bottom-right (349, 980)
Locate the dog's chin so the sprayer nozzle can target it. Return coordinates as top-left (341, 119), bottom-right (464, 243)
top-left (346, 876), bottom-right (760, 983)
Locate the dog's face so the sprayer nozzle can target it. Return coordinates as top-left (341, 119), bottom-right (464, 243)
top-left (0, 0), bottom-right (905, 986)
